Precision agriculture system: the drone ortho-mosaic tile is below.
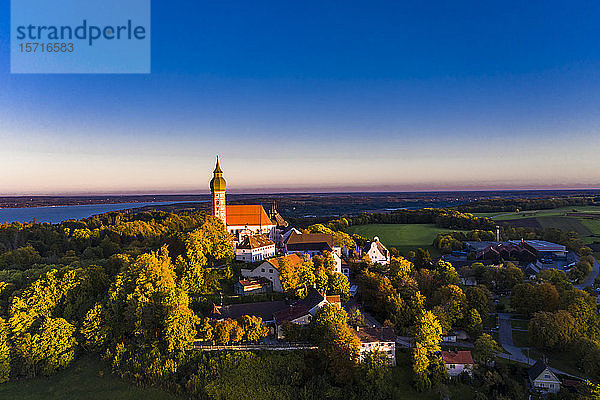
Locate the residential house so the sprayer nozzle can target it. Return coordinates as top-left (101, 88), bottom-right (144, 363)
top-left (442, 333), bottom-right (457, 342)
top-left (273, 288), bottom-right (331, 338)
top-left (233, 277), bottom-right (273, 296)
top-left (235, 234), bottom-right (276, 262)
top-left (285, 231), bottom-right (342, 273)
top-left (442, 350), bottom-right (474, 377)
top-left (528, 360), bottom-right (561, 394)
top-left (352, 326), bottom-right (396, 366)
top-left (325, 295), bottom-right (341, 307)
top-left (241, 253), bottom-right (304, 292)
top-left (211, 300), bottom-right (289, 334)
top-left (363, 237), bottom-right (390, 265)
top-left (341, 258), bottom-right (350, 278)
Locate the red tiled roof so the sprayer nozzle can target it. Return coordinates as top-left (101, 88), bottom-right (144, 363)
top-left (226, 205), bottom-right (275, 227)
top-left (442, 351), bottom-right (474, 365)
top-left (363, 239), bottom-right (388, 257)
top-left (267, 253), bottom-right (304, 271)
top-left (326, 295), bottom-right (341, 304)
top-left (375, 240), bottom-right (388, 257)
top-left (286, 232), bottom-right (333, 247)
top-left (237, 234), bottom-right (274, 249)
top-left (353, 326), bottom-right (396, 343)
top-left (273, 304), bottom-right (310, 323)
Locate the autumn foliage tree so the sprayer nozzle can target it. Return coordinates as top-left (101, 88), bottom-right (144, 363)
top-left (104, 247), bottom-right (199, 374)
top-left (311, 304), bottom-right (360, 384)
top-left (411, 311), bottom-right (444, 391)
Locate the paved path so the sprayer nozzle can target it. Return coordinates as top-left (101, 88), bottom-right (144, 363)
top-left (497, 313), bottom-right (535, 365)
top-left (497, 313), bottom-right (583, 379)
top-left (576, 257), bottom-right (599, 290)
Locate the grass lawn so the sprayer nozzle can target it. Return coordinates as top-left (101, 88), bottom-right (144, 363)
top-left (0, 356), bottom-right (180, 400)
top-left (345, 223), bottom-right (465, 256)
top-left (510, 319), bottom-right (529, 330)
top-left (527, 348), bottom-right (591, 381)
top-left (497, 296), bottom-right (514, 313)
top-left (512, 330), bottom-right (529, 348)
top-left (579, 218), bottom-right (600, 244)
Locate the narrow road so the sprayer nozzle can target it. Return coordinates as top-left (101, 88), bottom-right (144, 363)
top-left (576, 257), bottom-right (599, 290)
top-left (497, 313), bottom-right (583, 380)
top-left (497, 313), bottom-right (534, 365)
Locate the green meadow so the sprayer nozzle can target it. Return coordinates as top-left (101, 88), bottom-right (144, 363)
top-left (0, 357), bottom-right (179, 400)
top-left (345, 223), bottom-right (465, 256)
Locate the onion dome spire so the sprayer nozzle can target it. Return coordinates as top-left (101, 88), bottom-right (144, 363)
top-left (210, 156), bottom-right (226, 191)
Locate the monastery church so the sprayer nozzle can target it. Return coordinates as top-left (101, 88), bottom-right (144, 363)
top-left (209, 157), bottom-right (278, 241)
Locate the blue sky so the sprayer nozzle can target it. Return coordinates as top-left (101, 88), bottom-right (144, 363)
top-left (1, 1), bottom-right (600, 194)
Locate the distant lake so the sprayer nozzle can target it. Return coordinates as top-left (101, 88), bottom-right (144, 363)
top-left (0, 201), bottom-right (204, 224)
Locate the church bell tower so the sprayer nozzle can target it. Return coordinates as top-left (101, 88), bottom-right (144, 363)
top-left (210, 156), bottom-right (227, 225)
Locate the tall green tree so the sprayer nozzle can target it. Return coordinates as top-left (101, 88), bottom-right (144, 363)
top-left (474, 333), bottom-right (502, 366)
top-left (0, 317), bottom-right (10, 383)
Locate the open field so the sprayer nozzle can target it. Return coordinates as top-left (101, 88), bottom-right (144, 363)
top-left (0, 357), bottom-right (179, 400)
top-left (345, 223), bottom-right (465, 256)
top-left (0, 352), bottom-right (474, 400)
top-left (481, 206), bottom-right (600, 221)
top-left (474, 206), bottom-right (600, 245)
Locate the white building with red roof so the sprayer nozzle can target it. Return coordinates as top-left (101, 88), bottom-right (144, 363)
top-left (235, 234), bottom-right (276, 262)
top-left (240, 253), bottom-right (304, 292)
top-left (284, 231), bottom-right (342, 273)
top-left (363, 237), bottom-right (390, 265)
top-left (442, 350), bottom-right (474, 377)
top-left (353, 326), bottom-right (396, 366)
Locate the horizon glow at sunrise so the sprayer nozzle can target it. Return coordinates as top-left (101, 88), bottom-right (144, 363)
top-left (1, 1), bottom-right (600, 194)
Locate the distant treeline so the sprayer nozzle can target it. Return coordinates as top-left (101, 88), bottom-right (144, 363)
top-left (454, 197), bottom-right (600, 213)
top-left (289, 208), bottom-right (496, 232)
